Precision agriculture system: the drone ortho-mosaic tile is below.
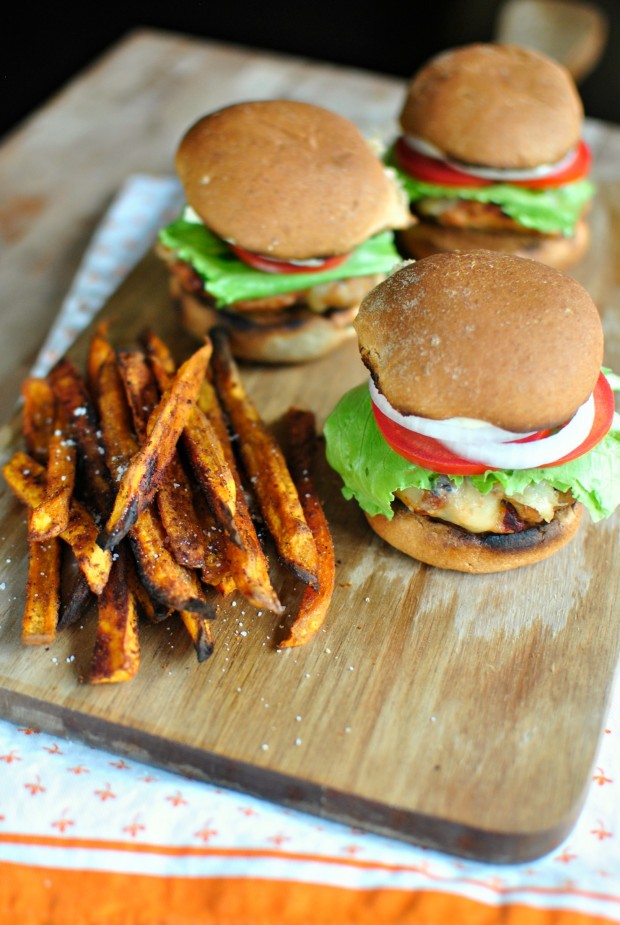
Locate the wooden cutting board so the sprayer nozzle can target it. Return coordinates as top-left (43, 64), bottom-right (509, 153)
top-left (0, 200), bottom-right (619, 864)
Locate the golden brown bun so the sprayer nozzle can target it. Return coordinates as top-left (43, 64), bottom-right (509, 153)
top-left (400, 44), bottom-right (583, 169)
top-left (175, 100), bottom-right (410, 260)
top-left (397, 217), bottom-right (591, 271)
top-left (366, 503), bottom-right (583, 573)
top-left (170, 278), bottom-right (357, 364)
top-left (354, 251), bottom-right (603, 432)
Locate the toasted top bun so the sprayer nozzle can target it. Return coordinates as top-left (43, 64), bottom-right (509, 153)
top-left (399, 44), bottom-right (583, 169)
top-left (354, 251), bottom-right (603, 432)
top-left (175, 100), bottom-right (410, 260)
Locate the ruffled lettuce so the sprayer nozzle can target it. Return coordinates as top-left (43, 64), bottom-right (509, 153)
top-left (158, 209), bottom-right (403, 306)
top-left (324, 380), bottom-right (620, 523)
top-left (384, 147), bottom-right (595, 236)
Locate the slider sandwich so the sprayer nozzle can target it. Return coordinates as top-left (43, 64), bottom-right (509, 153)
top-left (388, 44), bottom-right (595, 270)
top-left (158, 99), bottom-right (411, 363)
top-left (324, 252), bottom-right (620, 572)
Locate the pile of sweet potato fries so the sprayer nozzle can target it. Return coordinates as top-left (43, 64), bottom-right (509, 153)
top-left (2, 324), bottom-right (335, 683)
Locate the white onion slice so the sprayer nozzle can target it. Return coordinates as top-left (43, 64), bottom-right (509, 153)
top-left (369, 378), bottom-right (596, 470)
top-left (442, 395), bottom-right (594, 469)
top-left (403, 134), bottom-right (577, 182)
top-left (241, 253), bottom-right (329, 268)
top-left (369, 379), bottom-right (536, 444)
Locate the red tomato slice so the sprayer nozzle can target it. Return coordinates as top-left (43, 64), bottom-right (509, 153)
top-left (372, 373), bottom-right (615, 475)
top-left (510, 140), bottom-right (591, 188)
top-left (229, 244), bottom-right (350, 275)
top-left (394, 137), bottom-right (490, 188)
top-left (394, 137), bottom-right (591, 190)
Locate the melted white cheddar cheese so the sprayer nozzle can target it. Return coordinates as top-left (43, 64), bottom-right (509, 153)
top-left (397, 479), bottom-right (573, 534)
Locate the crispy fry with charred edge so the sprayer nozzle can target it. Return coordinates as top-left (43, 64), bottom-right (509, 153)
top-left (210, 328), bottom-right (319, 590)
top-left (126, 550), bottom-right (172, 624)
top-left (2, 452), bottom-right (112, 595)
top-left (131, 511), bottom-right (213, 615)
top-left (116, 349), bottom-right (206, 569)
top-left (89, 543), bottom-right (140, 684)
top-left (49, 357), bottom-right (114, 518)
top-left (22, 538), bottom-right (60, 646)
top-left (178, 609), bottom-right (215, 662)
top-left (278, 409), bottom-right (336, 648)
top-left (141, 330), bottom-right (241, 551)
top-left (196, 374), bottom-right (284, 614)
top-left (95, 356), bottom-right (214, 618)
top-left (21, 377), bottom-right (55, 464)
top-left (99, 341), bottom-right (213, 550)
top-left (28, 401), bottom-right (76, 541)
top-left (58, 571), bottom-right (93, 629)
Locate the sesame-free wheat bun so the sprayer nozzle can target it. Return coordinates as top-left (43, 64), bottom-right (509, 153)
top-left (400, 43), bottom-right (583, 170)
top-left (323, 251), bottom-right (616, 574)
top-left (158, 100), bottom-right (410, 363)
top-left (176, 99), bottom-right (408, 260)
top-left (355, 251), bottom-right (603, 433)
top-left (390, 44), bottom-right (594, 270)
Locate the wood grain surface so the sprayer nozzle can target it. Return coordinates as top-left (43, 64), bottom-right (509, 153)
top-left (0, 29), bottom-right (619, 863)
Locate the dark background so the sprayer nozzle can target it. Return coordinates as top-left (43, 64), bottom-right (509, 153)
top-left (3, 0), bottom-right (620, 139)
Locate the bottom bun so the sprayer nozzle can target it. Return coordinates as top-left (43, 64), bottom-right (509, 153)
top-left (170, 278), bottom-right (358, 364)
top-left (397, 219), bottom-right (590, 271)
top-left (366, 503), bottom-right (583, 573)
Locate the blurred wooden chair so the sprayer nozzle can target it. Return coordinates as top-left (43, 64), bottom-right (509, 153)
top-left (495, 0), bottom-right (608, 81)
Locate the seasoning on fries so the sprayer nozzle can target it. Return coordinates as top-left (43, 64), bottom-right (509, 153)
top-left (99, 341), bottom-right (212, 549)
top-left (2, 323), bottom-right (337, 684)
top-left (141, 329), bottom-right (242, 552)
top-left (89, 543), bottom-right (140, 684)
top-left (279, 408), bottom-right (336, 648)
top-left (210, 327), bottom-right (319, 590)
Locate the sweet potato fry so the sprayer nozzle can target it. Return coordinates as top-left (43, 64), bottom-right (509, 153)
top-left (22, 537), bottom-right (60, 646)
top-left (20, 375), bottom-right (63, 640)
top-left (141, 329), bottom-right (241, 550)
top-left (116, 349), bottom-right (206, 569)
top-left (196, 375), bottom-right (283, 613)
top-left (57, 571), bottom-right (93, 630)
top-left (86, 320), bottom-right (114, 398)
top-left (178, 609), bottom-right (215, 662)
top-left (89, 544), bottom-right (140, 684)
top-left (278, 409), bottom-right (336, 648)
top-left (49, 357), bottom-right (114, 518)
top-left (2, 452), bottom-right (112, 595)
top-left (28, 401), bottom-right (76, 541)
top-left (95, 356), bottom-right (214, 618)
top-left (100, 341), bottom-right (213, 549)
top-left (130, 511), bottom-right (214, 616)
top-left (21, 377), bottom-right (55, 464)
top-left (210, 328), bottom-right (318, 589)
top-left (126, 551), bottom-right (171, 624)
top-left (191, 486), bottom-right (236, 596)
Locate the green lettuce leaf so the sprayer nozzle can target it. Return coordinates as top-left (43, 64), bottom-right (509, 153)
top-left (158, 210), bottom-right (403, 306)
top-left (384, 147), bottom-right (595, 236)
top-left (324, 381), bottom-right (620, 523)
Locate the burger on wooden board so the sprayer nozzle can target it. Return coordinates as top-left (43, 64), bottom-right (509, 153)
top-left (386, 44), bottom-right (595, 270)
top-left (324, 252), bottom-right (620, 573)
top-left (157, 99), bottom-right (411, 364)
